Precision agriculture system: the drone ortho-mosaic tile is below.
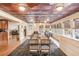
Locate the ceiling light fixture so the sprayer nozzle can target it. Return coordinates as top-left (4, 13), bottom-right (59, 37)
top-left (44, 21), bottom-right (47, 24)
top-left (56, 6), bottom-right (63, 11)
top-left (30, 19), bottom-right (34, 22)
top-left (44, 18), bottom-right (50, 23)
top-left (47, 18), bottom-right (50, 21)
top-left (19, 6), bottom-right (26, 11)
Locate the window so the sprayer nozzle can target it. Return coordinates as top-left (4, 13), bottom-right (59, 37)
top-left (39, 25), bottom-right (44, 35)
top-left (57, 23), bottom-right (62, 34)
top-left (63, 20), bottom-right (73, 37)
top-left (74, 18), bottom-right (79, 39)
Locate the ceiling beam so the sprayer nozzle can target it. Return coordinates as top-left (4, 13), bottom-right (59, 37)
top-left (0, 10), bottom-right (27, 25)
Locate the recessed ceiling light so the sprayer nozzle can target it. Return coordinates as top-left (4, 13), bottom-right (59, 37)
top-left (44, 20), bottom-right (47, 24)
top-left (44, 18), bottom-right (50, 23)
top-left (47, 18), bottom-right (50, 21)
top-left (19, 6), bottom-right (26, 11)
top-left (56, 6), bottom-right (63, 11)
top-left (30, 19), bottom-right (34, 22)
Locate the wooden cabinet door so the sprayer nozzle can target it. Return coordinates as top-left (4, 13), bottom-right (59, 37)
top-left (0, 20), bottom-right (8, 46)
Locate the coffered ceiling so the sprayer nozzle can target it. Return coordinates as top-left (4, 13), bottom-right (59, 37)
top-left (0, 3), bottom-right (79, 23)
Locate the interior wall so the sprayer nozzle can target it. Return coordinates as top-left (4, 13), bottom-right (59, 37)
top-left (26, 22), bottom-right (45, 36)
top-left (19, 24), bottom-right (27, 44)
top-left (8, 22), bottom-right (27, 45)
top-left (26, 23), bottom-right (36, 36)
top-left (8, 22), bottom-right (19, 45)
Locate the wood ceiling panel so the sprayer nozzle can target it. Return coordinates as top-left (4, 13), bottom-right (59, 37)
top-left (27, 3), bottom-right (39, 8)
top-left (0, 3), bottom-right (79, 23)
top-left (0, 3), bottom-right (40, 15)
top-left (49, 3), bottom-right (79, 23)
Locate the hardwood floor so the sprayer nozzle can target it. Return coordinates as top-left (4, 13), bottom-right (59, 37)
top-left (0, 39), bottom-right (19, 56)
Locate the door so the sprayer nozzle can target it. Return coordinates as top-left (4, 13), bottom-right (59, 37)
top-left (0, 20), bottom-right (8, 50)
